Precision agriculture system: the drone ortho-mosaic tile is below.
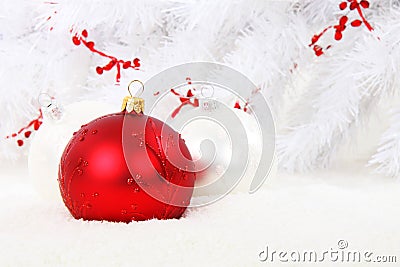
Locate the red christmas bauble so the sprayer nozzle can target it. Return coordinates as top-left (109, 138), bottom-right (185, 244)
top-left (58, 110), bottom-right (196, 223)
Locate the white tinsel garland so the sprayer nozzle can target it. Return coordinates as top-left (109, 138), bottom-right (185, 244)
top-left (277, 2), bottom-right (400, 175)
top-left (1, 0), bottom-right (400, 178)
top-left (369, 108), bottom-right (400, 176)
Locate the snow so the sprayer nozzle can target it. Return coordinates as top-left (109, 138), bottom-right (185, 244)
top-left (1, 160), bottom-right (400, 267)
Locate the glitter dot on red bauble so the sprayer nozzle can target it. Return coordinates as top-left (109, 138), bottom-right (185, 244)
top-left (58, 110), bottom-right (196, 223)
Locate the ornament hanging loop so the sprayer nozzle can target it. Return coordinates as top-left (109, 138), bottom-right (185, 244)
top-left (38, 93), bottom-right (53, 108)
top-left (200, 84), bottom-right (215, 99)
top-left (122, 80), bottom-right (145, 114)
top-left (128, 80), bottom-right (145, 97)
top-left (38, 93), bottom-right (63, 120)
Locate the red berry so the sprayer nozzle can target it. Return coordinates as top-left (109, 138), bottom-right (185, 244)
top-left (339, 16), bottom-right (348, 25)
top-left (72, 36), bottom-right (81, 46)
top-left (133, 58), bottom-right (140, 68)
top-left (11, 133), bottom-right (17, 138)
top-left (339, 2), bottom-right (347, 10)
top-left (122, 61), bottom-right (131, 69)
top-left (234, 101), bottom-right (241, 109)
top-left (360, 0), bottom-right (369, 8)
top-left (33, 120), bottom-right (41, 131)
top-left (17, 140), bottom-right (24, 147)
top-left (87, 41), bottom-right (95, 49)
top-left (311, 35), bottom-right (319, 44)
top-left (351, 19), bottom-right (362, 27)
top-left (335, 31), bottom-right (343, 41)
top-left (313, 45), bottom-right (324, 56)
top-left (82, 29), bottom-right (88, 38)
top-left (96, 67), bottom-right (104, 74)
top-left (186, 90), bottom-right (194, 97)
top-left (349, 2), bottom-right (358, 10)
top-left (24, 131), bottom-right (32, 138)
top-left (335, 24), bottom-right (346, 32)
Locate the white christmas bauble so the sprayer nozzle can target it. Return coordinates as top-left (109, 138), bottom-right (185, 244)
top-left (148, 91), bottom-right (276, 197)
top-left (28, 100), bottom-right (114, 201)
top-left (181, 108), bottom-right (274, 197)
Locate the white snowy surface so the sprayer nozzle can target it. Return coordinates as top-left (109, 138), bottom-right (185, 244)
top-left (1, 160), bottom-right (400, 267)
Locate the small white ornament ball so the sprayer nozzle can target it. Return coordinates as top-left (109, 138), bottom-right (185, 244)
top-left (28, 100), bottom-right (114, 200)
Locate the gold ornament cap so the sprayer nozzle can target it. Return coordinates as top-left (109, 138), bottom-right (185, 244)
top-left (122, 80), bottom-right (145, 114)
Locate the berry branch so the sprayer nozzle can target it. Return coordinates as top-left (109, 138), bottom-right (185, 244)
top-left (170, 77), bottom-right (199, 118)
top-left (5, 109), bottom-right (43, 147)
top-left (309, 0), bottom-right (374, 56)
top-left (169, 77), bottom-right (260, 116)
top-left (170, 88), bottom-right (199, 118)
top-left (72, 29), bottom-right (141, 83)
